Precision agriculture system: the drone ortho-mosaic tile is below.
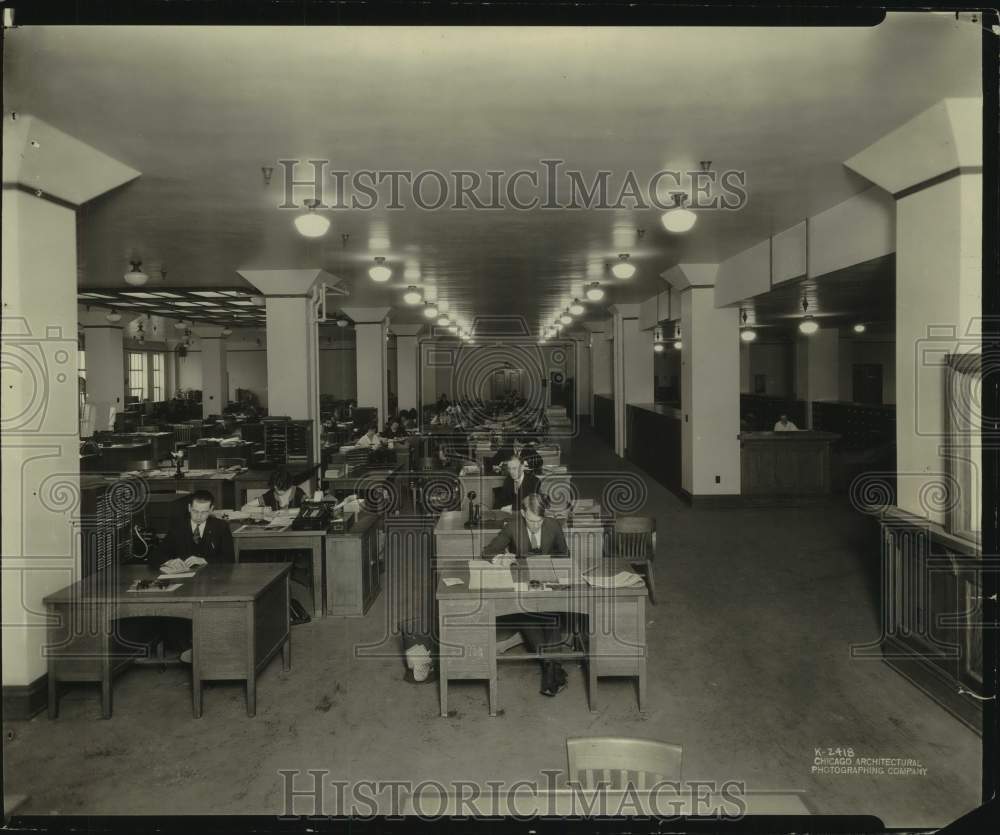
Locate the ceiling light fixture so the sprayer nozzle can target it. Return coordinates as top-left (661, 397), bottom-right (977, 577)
top-left (661, 192), bottom-right (697, 234)
top-left (853, 323), bottom-right (867, 334)
top-left (569, 299), bottom-right (585, 316)
top-left (369, 256), bottom-right (391, 282)
top-left (654, 342), bottom-right (665, 353)
top-left (336, 316), bottom-right (349, 328)
top-left (560, 313), bottom-right (572, 325)
top-left (798, 297), bottom-right (819, 335)
top-left (221, 327), bottom-right (233, 337)
top-left (611, 253), bottom-right (636, 280)
top-left (585, 282), bottom-right (605, 301)
top-left (438, 315), bottom-right (450, 327)
top-left (403, 286), bottom-right (422, 305)
top-left (124, 260), bottom-right (148, 287)
top-left (423, 302), bottom-right (439, 319)
top-left (105, 309), bottom-right (122, 324)
top-left (294, 199), bottom-right (330, 237)
top-left (740, 310), bottom-right (757, 342)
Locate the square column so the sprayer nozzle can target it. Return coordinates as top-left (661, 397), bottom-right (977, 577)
top-left (610, 305), bottom-right (653, 456)
top-left (81, 324), bottom-right (125, 431)
top-left (679, 287), bottom-right (741, 498)
top-left (796, 327), bottom-right (840, 428)
top-left (200, 335), bottom-right (228, 418)
top-left (391, 324), bottom-right (424, 414)
top-left (343, 307), bottom-right (391, 427)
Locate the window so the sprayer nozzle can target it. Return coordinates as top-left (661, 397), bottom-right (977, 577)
top-left (151, 352), bottom-right (165, 402)
top-left (128, 351), bottom-right (148, 401)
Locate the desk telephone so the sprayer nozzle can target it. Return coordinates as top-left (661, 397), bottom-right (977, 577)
top-left (289, 501), bottom-right (332, 531)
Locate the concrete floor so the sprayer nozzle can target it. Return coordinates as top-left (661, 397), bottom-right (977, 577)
top-left (3, 428), bottom-right (981, 826)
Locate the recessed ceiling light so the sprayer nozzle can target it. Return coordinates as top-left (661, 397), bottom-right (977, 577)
top-left (403, 286), bottom-right (422, 305)
top-left (611, 254), bottom-right (635, 280)
top-left (369, 256), bottom-right (391, 282)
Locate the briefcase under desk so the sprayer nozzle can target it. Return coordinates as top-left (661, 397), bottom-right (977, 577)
top-left (436, 561), bottom-right (646, 717)
top-left (44, 564), bottom-right (291, 719)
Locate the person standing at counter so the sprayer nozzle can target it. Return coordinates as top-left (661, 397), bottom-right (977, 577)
top-left (773, 414), bottom-right (799, 432)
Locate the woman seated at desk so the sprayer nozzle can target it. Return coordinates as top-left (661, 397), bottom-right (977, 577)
top-left (382, 416), bottom-right (406, 439)
top-left (356, 424), bottom-right (385, 448)
top-left (241, 467), bottom-right (306, 512)
top-left (483, 494), bottom-right (570, 697)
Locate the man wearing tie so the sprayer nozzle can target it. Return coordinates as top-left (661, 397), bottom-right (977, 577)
top-left (494, 453), bottom-right (543, 512)
top-left (162, 490), bottom-right (235, 564)
top-left (154, 490), bottom-right (235, 662)
top-left (483, 494), bottom-right (570, 696)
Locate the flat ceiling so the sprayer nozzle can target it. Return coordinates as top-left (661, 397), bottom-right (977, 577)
top-left (3, 16), bottom-right (980, 333)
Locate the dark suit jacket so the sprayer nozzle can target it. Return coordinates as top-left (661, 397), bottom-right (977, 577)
top-left (493, 471), bottom-right (542, 511)
top-left (160, 515), bottom-right (235, 564)
top-left (259, 486), bottom-right (306, 511)
top-left (483, 516), bottom-right (569, 558)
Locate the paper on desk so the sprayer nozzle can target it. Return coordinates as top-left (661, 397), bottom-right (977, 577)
top-left (442, 577), bottom-right (464, 587)
top-left (158, 572), bottom-right (195, 580)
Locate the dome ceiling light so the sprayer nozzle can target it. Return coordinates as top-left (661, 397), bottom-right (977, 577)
top-left (369, 256), bottom-right (392, 282)
top-left (124, 260), bottom-right (148, 287)
top-left (293, 198), bottom-right (330, 237)
top-left (611, 253), bottom-right (636, 280)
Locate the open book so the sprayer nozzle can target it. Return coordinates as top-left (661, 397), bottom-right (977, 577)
top-left (159, 556), bottom-right (208, 577)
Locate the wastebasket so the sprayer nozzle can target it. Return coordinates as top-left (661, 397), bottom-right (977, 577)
top-left (400, 618), bottom-right (436, 684)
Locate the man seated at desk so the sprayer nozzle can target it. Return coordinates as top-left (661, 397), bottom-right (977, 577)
top-left (153, 490), bottom-right (235, 662)
top-left (773, 413), bottom-right (799, 432)
top-left (494, 453), bottom-right (542, 512)
top-left (483, 494), bottom-right (570, 697)
top-left (490, 437), bottom-right (543, 473)
top-left (241, 467), bottom-right (306, 512)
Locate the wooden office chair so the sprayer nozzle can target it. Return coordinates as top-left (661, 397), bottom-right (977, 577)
top-left (566, 737), bottom-right (683, 789)
top-left (607, 515), bottom-right (656, 604)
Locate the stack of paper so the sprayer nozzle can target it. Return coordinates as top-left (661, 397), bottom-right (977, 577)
top-left (582, 568), bottom-right (645, 589)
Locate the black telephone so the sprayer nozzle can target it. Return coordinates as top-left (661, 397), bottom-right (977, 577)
top-left (290, 501), bottom-right (333, 531)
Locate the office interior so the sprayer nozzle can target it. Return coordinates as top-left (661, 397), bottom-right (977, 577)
top-left (0, 16), bottom-right (988, 827)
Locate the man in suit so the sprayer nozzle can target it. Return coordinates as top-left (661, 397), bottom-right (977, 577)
top-left (483, 494), bottom-right (570, 696)
top-left (162, 489), bottom-right (235, 563)
top-left (493, 453), bottom-right (543, 512)
top-left (154, 490), bottom-right (235, 662)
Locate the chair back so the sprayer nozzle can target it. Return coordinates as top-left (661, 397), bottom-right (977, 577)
top-left (611, 515), bottom-right (655, 558)
top-left (566, 737), bottom-right (682, 790)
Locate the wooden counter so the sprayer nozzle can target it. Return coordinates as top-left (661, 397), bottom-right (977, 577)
top-left (739, 430), bottom-right (840, 495)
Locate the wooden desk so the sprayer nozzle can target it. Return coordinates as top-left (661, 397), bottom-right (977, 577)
top-left (436, 561), bottom-right (646, 716)
top-left (433, 510), bottom-right (608, 569)
top-left (323, 465), bottom-right (401, 509)
top-left (96, 442), bottom-right (152, 471)
top-left (44, 564), bottom-right (290, 718)
top-left (324, 511), bottom-right (383, 616)
top-left (186, 441), bottom-right (258, 470)
top-left (143, 470), bottom-right (238, 509)
top-left (739, 430), bottom-right (840, 495)
top-left (232, 525), bottom-right (325, 617)
top-left (457, 471), bottom-right (574, 513)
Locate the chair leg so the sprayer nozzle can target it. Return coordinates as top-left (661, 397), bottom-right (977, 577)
top-left (644, 562), bottom-right (656, 604)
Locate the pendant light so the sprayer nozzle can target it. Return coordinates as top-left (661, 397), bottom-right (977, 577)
top-left (798, 297), bottom-right (819, 335)
top-left (569, 298), bottom-right (585, 316)
top-left (403, 286), bottom-right (422, 305)
top-left (106, 309), bottom-right (122, 324)
top-left (124, 260), bottom-right (148, 287)
top-left (423, 301), bottom-right (439, 319)
top-left (294, 199), bottom-right (330, 237)
top-left (369, 257), bottom-right (391, 282)
top-left (853, 323), bottom-right (866, 334)
top-left (661, 193), bottom-right (698, 234)
top-left (559, 312), bottom-right (572, 325)
top-left (611, 254), bottom-right (636, 280)
top-left (740, 310), bottom-right (757, 342)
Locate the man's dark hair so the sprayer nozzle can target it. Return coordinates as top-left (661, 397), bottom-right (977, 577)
top-left (189, 489), bottom-right (215, 507)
